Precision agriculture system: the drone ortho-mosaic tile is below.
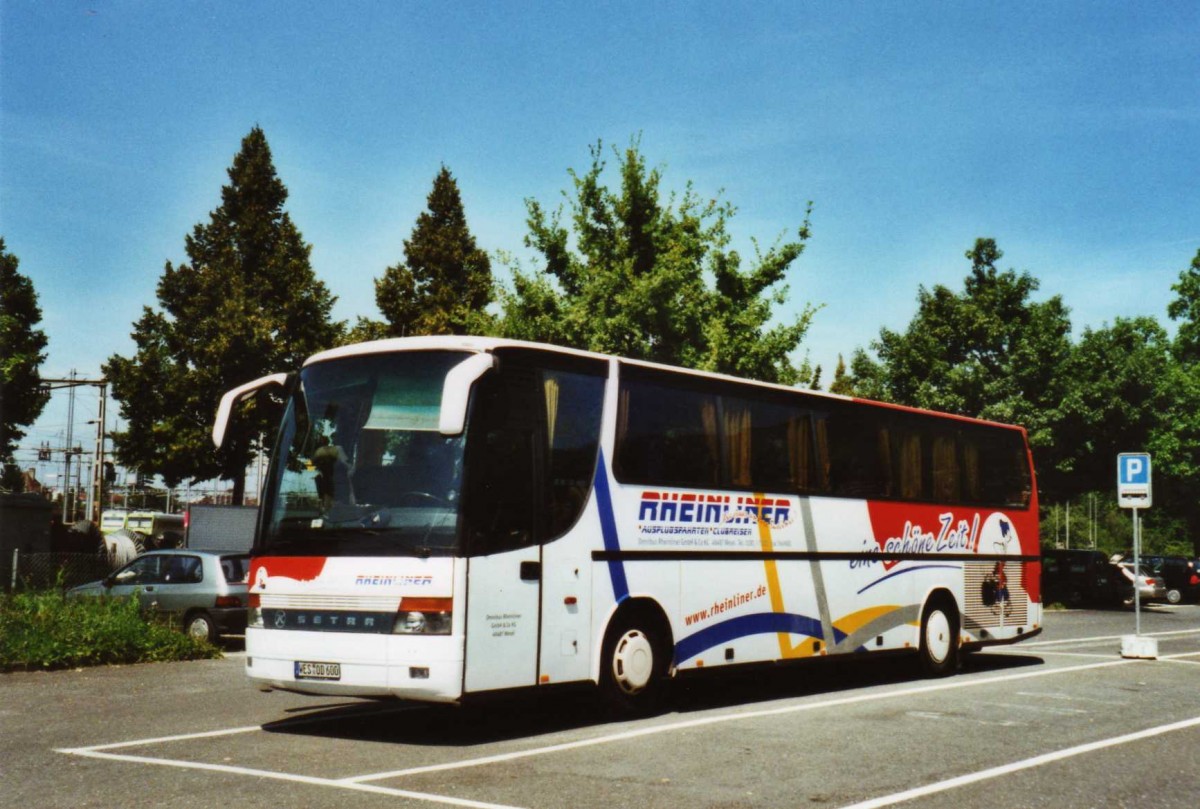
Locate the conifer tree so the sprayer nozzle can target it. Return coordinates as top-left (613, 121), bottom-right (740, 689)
top-left (373, 166), bottom-right (493, 336)
top-left (104, 128), bottom-right (342, 502)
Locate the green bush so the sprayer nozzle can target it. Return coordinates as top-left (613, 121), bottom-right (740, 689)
top-left (0, 590), bottom-right (221, 672)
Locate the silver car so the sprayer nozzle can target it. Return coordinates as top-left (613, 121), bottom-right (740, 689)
top-left (68, 549), bottom-right (249, 643)
top-left (1117, 562), bottom-right (1168, 604)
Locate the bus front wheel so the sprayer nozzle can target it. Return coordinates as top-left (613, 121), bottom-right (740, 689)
top-left (918, 598), bottom-right (959, 677)
top-left (600, 610), bottom-right (669, 715)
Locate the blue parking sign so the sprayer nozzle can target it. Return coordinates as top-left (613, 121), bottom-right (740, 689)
top-left (1117, 453), bottom-right (1151, 508)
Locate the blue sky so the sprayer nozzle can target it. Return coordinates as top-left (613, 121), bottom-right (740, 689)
top-left (3, 1), bottom-right (1199, 478)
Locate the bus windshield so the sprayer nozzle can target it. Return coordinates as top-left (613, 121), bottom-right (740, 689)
top-left (261, 351), bottom-right (472, 557)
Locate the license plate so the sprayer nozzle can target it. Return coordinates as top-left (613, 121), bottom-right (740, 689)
top-left (294, 661), bottom-right (341, 681)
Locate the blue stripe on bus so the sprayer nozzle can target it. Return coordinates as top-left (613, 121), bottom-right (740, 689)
top-left (593, 450), bottom-right (629, 603)
top-left (675, 612), bottom-right (848, 663)
top-left (855, 564), bottom-right (963, 595)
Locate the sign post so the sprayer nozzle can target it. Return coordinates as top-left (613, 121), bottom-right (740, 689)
top-left (1117, 453), bottom-right (1156, 659)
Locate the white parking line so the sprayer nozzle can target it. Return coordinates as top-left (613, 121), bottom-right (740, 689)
top-left (836, 714), bottom-right (1200, 809)
top-left (345, 658), bottom-right (1130, 784)
top-left (1160, 650), bottom-right (1200, 665)
top-left (58, 747), bottom-right (526, 809)
top-left (54, 653), bottom-right (1183, 806)
top-left (1020, 627), bottom-right (1200, 647)
top-left (1009, 650), bottom-right (1115, 659)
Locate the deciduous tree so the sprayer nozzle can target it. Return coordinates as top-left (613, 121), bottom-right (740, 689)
top-left (849, 239), bottom-right (1072, 487)
top-left (500, 139), bottom-right (818, 384)
top-left (1167, 248), bottom-right (1200, 362)
top-left (1053, 318), bottom-right (1175, 494)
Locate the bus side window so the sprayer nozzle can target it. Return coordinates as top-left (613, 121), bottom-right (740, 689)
top-left (543, 370), bottom-right (604, 539)
top-left (829, 406), bottom-right (888, 498)
top-left (977, 430), bottom-right (1032, 507)
top-left (616, 379), bottom-right (720, 488)
top-left (745, 400), bottom-right (831, 494)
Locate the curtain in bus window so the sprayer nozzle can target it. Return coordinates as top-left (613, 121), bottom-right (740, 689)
top-left (700, 398), bottom-right (720, 484)
top-left (876, 426), bottom-right (893, 498)
top-left (932, 433), bottom-right (960, 502)
top-left (962, 438), bottom-right (982, 503)
top-left (813, 415), bottom-right (831, 491)
top-left (899, 432), bottom-right (923, 500)
top-left (544, 375), bottom-right (560, 447)
top-left (614, 384), bottom-right (643, 480)
top-left (725, 400), bottom-right (753, 487)
top-left (787, 413), bottom-right (812, 490)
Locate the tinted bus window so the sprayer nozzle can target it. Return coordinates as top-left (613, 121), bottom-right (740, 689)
top-left (543, 369), bottom-right (605, 538)
top-left (615, 370), bottom-right (830, 494)
top-left (617, 377), bottom-right (721, 488)
top-left (828, 402), bottom-right (1030, 508)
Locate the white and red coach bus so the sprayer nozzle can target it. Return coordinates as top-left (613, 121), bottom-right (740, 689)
top-left (213, 337), bottom-right (1040, 710)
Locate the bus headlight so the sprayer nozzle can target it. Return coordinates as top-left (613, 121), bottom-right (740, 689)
top-left (394, 597), bottom-right (452, 635)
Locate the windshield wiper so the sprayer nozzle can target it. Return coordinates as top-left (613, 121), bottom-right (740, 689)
top-left (323, 504), bottom-right (393, 530)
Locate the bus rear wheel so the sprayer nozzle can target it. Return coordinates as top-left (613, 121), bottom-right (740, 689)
top-left (600, 611), bottom-right (669, 715)
top-left (918, 599), bottom-right (959, 677)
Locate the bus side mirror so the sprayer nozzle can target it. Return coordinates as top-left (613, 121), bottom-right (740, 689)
top-left (440, 353), bottom-right (495, 435)
top-left (212, 373), bottom-right (290, 448)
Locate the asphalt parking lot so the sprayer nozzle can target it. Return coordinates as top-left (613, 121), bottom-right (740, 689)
top-left (3, 604), bottom-right (1199, 809)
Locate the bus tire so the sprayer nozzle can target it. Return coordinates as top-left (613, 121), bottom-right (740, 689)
top-left (600, 608), bottom-right (670, 715)
top-left (918, 596), bottom-right (959, 677)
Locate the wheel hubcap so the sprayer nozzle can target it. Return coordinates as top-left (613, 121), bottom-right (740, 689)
top-left (926, 610), bottom-right (951, 664)
top-left (612, 629), bottom-right (654, 693)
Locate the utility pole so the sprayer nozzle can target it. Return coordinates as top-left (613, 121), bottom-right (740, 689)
top-left (88, 383), bottom-right (107, 523)
top-left (63, 370), bottom-right (75, 522)
top-left (40, 374), bottom-right (108, 525)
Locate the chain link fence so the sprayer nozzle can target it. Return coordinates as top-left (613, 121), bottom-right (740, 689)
top-left (2, 551), bottom-right (113, 594)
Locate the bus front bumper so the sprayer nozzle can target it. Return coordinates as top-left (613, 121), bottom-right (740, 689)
top-left (245, 627), bottom-right (464, 702)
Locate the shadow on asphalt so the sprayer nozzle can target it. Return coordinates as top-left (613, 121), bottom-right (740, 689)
top-left (260, 649), bottom-right (1045, 747)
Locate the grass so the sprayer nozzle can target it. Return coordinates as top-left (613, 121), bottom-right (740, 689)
top-left (0, 590), bottom-right (222, 672)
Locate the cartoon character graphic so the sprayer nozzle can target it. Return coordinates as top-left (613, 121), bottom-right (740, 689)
top-left (981, 518), bottom-right (1015, 617)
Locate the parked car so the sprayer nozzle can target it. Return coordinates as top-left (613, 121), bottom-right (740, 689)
top-left (1041, 548), bottom-right (1125, 607)
top-left (1135, 555), bottom-right (1200, 604)
top-left (1116, 562), bottom-right (1168, 605)
top-left (67, 549), bottom-right (249, 642)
